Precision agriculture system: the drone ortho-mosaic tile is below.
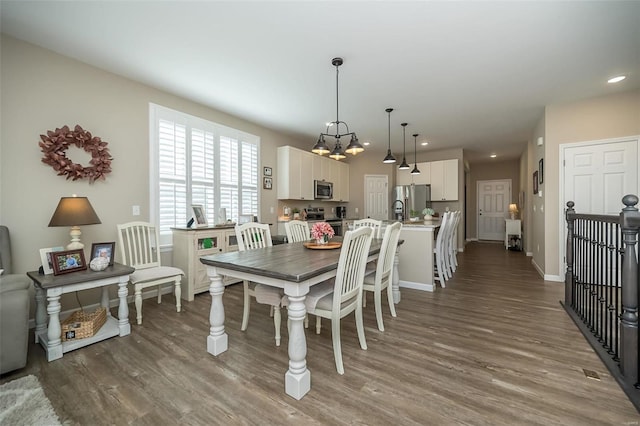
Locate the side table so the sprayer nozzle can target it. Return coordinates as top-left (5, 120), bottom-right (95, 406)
top-left (27, 263), bottom-right (134, 362)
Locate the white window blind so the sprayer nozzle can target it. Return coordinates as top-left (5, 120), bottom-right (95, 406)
top-left (150, 104), bottom-right (260, 246)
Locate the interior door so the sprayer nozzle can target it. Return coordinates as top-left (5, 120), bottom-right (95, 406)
top-left (477, 179), bottom-right (511, 240)
top-left (560, 137), bottom-right (639, 274)
top-left (364, 175), bottom-right (388, 220)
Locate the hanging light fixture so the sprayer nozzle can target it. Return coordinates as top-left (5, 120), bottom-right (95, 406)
top-left (382, 108), bottom-right (396, 164)
top-left (398, 123), bottom-right (410, 170)
top-left (312, 57), bottom-right (363, 160)
top-left (410, 133), bottom-right (421, 175)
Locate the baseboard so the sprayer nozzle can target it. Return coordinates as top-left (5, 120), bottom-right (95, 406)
top-left (526, 251), bottom-right (533, 257)
top-left (543, 274), bottom-right (564, 282)
top-left (531, 258), bottom-right (544, 278)
top-left (466, 238), bottom-right (478, 242)
top-left (399, 280), bottom-right (435, 292)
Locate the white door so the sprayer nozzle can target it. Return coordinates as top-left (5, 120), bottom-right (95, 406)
top-left (364, 175), bottom-right (388, 220)
top-left (560, 137), bottom-right (639, 273)
top-left (477, 179), bottom-right (511, 240)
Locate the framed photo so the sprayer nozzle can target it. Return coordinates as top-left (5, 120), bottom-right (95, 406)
top-left (263, 166), bottom-right (272, 177)
top-left (538, 158), bottom-right (544, 184)
top-left (39, 246), bottom-right (64, 275)
top-left (191, 204), bottom-right (208, 227)
top-left (90, 242), bottom-right (116, 266)
top-left (533, 171), bottom-right (539, 194)
top-left (263, 177), bottom-right (273, 190)
top-left (52, 249), bottom-right (87, 275)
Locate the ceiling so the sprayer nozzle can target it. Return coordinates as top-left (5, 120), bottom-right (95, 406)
top-left (2, 1), bottom-right (638, 164)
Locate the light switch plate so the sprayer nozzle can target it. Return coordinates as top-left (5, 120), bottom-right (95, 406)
top-left (132, 205), bottom-right (140, 216)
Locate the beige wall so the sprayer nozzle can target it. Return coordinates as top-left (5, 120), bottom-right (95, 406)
top-left (529, 116), bottom-right (546, 272)
top-left (1, 36), bottom-right (306, 311)
top-left (542, 89), bottom-right (640, 278)
top-left (466, 159), bottom-right (520, 240)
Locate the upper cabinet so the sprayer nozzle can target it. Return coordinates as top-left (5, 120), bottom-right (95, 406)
top-left (278, 146), bottom-right (349, 201)
top-left (430, 159), bottom-right (458, 201)
top-left (395, 158), bottom-right (458, 201)
top-left (396, 162), bottom-right (430, 186)
top-left (277, 146), bottom-right (314, 200)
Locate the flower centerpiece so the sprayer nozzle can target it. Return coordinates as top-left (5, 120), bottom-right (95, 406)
top-left (422, 207), bottom-right (435, 221)
top-left (311, 222), bottom-right (335, 245)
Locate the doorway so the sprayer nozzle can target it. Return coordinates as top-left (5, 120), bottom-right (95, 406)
top-left (364, 175), bottom-right (388, 220)
top-left (477, 179), bottom-right (511, 240)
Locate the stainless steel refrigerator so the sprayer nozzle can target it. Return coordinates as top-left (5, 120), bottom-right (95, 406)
top-left (393, 184), bottom-right (431, 221)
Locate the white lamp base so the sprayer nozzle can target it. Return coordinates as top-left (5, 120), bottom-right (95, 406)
top-left (67, 226), bottom-right (84, 250)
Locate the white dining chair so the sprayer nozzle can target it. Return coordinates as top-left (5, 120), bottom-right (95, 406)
top-left (285, 220), bottom-right (310, 243)
top-left (117, 221), bottom-right (183, 325)
top-left (446, 211), bottom-right (461, 275)
top-left (362, 221), bottom-right (402, 331)
top-left (297, 226), bottom-right (373, 375)
top-left (433, 212), bottom-right (451, 287)
top-left (353, 218), bottom-right (383, 239)
top-left (235, 222), bottom-right (285, 346)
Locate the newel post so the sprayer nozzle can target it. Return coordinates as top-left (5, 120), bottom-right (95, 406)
top-left (565, 201), bottom-right (575, 307)
top-left (619, 194), bottom-right (639, 384)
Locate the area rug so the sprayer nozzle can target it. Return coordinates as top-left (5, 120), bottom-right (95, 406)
top-left (0, 375), bottom-right (60, 425)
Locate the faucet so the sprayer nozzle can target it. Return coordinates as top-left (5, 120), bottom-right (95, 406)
top-left (391, 200), bottom-right (404, 221)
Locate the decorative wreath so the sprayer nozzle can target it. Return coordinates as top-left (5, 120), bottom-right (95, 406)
top-left (39, 125), bottom-right (113, 183)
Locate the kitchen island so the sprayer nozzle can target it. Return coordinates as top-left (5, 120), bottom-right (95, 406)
top-left (395, 220), bottom-right (441, 293)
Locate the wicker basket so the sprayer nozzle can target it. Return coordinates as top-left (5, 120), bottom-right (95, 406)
top-left (61, 307), bottom-right (107, 341)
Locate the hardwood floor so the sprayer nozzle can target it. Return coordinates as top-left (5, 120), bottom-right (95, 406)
top-left (3, 242), bottom-right (638, 425)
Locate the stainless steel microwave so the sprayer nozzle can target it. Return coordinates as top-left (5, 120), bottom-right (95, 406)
top-left (314, 180), bottom-right (333, 199)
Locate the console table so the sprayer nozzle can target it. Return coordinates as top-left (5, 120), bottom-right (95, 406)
top-left (27, 263), bottom-right (134, 362)
top-left (505, 219), bottom-right (522, 250)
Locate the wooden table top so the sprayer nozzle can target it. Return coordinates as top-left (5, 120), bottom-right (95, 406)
top-left (26, 263), bottom-right (135, 289)
top-left (200, 238), bottom-right (384, 283)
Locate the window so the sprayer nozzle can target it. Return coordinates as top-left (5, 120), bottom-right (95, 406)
top-left (150, 104), bottom-right (260, 246)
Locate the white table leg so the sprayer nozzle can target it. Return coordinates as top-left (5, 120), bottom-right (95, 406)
top-left (206, 266), bottom-right (228, 355)
top-left (46, 288), bottom-right (63, 361)
top-left (34, 285), bottom-right (46, 343)
top-left (285, 294), bottom-right (310, 400)
top-left (392, 250), bottom-right (401, 304)
top-left (117, 277), bottom-right (131, 336)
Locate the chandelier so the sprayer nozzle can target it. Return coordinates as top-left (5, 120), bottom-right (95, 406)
top-left (312, 57), bottom-right (363, 160)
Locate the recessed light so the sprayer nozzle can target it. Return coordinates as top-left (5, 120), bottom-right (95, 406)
top-left (363, 142), bottom-right (370, 146)
top-left (421, 142), bottom-right (429, 146)
top-left (608, 75), bottom-right (626, 83)
top-left (490, 154), bottom-right (497, 158)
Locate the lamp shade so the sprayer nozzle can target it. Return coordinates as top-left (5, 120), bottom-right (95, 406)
top-left (48, 197), bottom-right (101, 227)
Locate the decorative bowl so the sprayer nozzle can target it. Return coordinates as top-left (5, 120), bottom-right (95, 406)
top-left (90, 256), bottom-right (109, 272)
top-left (409, 217), bottom-right (420, 222)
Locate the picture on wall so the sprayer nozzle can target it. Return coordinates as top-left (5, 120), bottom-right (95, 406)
top-left (533, 171), bottom-right (539, 194)
top-left (539, 158), bottom-right (544, 184)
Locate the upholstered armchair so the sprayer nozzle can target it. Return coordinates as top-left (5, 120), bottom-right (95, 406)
top-left (0, 225), bottom-right (31, 374)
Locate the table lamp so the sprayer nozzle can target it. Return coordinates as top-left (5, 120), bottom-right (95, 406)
top-left (48, 196), bottom-right (101, 250)
top-left (509, 203), bottom-right (519, 220)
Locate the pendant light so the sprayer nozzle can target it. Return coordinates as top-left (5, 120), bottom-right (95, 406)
top-left (312, 57), bottom-right (363, 160)
top-left (410, 133), bottom-right (421, 175)
top-left (382, 108), bottom-right (396, 164)
top-left (398, 123), bottom-right (410, 170)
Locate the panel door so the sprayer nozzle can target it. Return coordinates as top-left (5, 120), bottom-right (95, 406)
top-left (478, 179), bottom-right (511, 240)
top-left (364, 175), bottom-right (388, 220)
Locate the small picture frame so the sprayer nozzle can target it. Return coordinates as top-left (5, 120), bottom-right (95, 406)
top-left (533, 171), bottom-right (539, 194)
top-left (39, 246), bottom-right (64, 275)
top-left (52, 249), bottom-right (87, 275)
top-left (263, 166), bottom-right (272, 177)
top-left (90, 242), bottom-right (116, 266)
top-left (538, 158), bottom-right (544, 184)
top-left (263, 177), bottom-right (273, 190)
top-left (191, 204), bottom-right (208, 227)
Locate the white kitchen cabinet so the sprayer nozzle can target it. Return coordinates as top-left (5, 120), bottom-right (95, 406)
top-left (171, 227), bottom-right (240, 301)
top-left (277, 146), bottom-right (314, 200)
top-left (430, 159), bottom-right (458, 201)
top-left (333, 160), bottom-right (350, 202)
top-left (396, 162), bottom-right (430, 185)
top-left (312, 154), bottom-right (329, 182)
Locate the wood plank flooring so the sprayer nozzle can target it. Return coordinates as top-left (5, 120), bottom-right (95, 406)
top-left (3, 241), bottom-right (639, 425)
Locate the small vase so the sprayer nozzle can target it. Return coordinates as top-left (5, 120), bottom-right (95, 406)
top-left (316, 235), bottom-right (329, 245)
top-left (424, 214), bottom-right (433, 221)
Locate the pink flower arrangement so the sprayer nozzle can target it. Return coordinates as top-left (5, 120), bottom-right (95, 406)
top-left (311, 222), bottom-right (335, 241)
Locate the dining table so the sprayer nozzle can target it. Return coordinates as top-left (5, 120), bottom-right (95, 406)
top-left (199, 236), bottom-right (393, 400)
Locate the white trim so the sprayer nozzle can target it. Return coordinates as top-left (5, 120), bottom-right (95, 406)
top-left (558, 135), bottom-right (640, 281)
top-left (399, 280), bottom-right (435, 292)
top-left (531, 258), bottom-right (544, 278)
top-left (526, 251), bottom-right (533, 257)
top-left (363, 174), bottom-right (389, 220)
top-left (466, 237), bottom-right (478, 242)
top-left (544, 274), bottom-right (564, 282)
